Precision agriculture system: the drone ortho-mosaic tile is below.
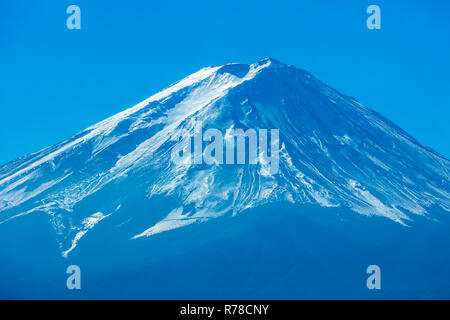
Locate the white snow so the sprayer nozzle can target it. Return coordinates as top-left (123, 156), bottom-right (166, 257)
top-left (62, 212), bottom-right (111, 257)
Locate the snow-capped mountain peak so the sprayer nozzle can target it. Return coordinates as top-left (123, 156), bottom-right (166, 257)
top-left (0, 59), bottom-right (449, 256)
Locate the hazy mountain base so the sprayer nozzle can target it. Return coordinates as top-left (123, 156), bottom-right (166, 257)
top-left (1, 201), bottom-right (449, 299)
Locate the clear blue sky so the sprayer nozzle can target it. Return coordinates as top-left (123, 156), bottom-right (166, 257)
top-left (1, 0), bottom-right (449, 166)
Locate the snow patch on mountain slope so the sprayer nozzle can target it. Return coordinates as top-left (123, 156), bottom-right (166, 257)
top-left (62, 211), bottom-right (111, 258)
top-left (132, 207), bottom-right (201, 238)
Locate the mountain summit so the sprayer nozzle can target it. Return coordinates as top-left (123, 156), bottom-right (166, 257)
top-left (0, 59), bottom-right (449, 259)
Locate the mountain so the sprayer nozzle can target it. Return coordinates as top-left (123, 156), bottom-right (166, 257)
top-left (0, 58), bottom-right (449, 299)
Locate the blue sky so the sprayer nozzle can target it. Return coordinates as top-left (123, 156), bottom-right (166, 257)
top-left (1, 0), bottom-right (449, 165)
